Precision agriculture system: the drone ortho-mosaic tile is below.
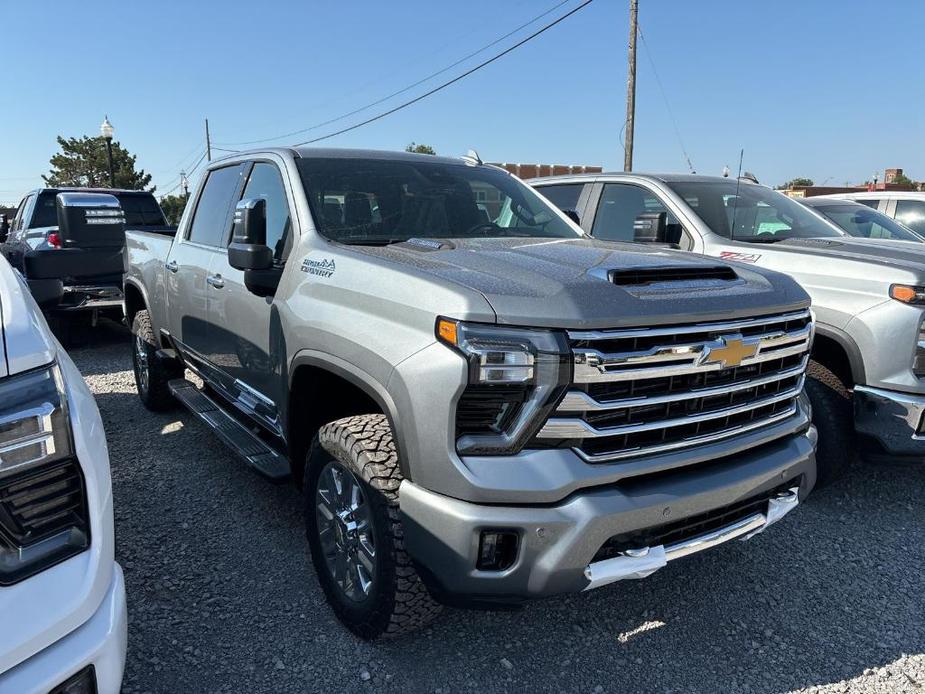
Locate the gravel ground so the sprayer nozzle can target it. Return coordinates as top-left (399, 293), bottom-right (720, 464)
top-left (70, 322), bottom-right (924, 694)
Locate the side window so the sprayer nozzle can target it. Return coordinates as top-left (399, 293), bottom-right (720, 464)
top-left (17, 195), bottom-right (37, 235)
top-left (592, 184), bottom-right (683, 244)
top-left (11, 196), bottom-right (29, 233)
top-left (187, 165), bottom-right (243, 247)
top-left (537, 184), bottom-right (585, 215)
top-left (856, 199), bottom-right (880, 209)
top-left (240, 163), bottom-right (292, 261)
top-left (895, 200), bottom-right (925, 235)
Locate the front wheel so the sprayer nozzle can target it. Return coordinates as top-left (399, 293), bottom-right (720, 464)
top-left (304, 414), bottom-right (442, 639)
top-left (805, 360), bottom-right (854, 487)
top-left (131, 310), bottom-right (183, 411)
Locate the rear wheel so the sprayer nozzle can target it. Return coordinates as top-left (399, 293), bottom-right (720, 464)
top-left (304, 414), bottom-right (441, 639)
top-left (806, 360), bottom-right (854, 487)
top-left (131, 310), bottom-right (183, 411)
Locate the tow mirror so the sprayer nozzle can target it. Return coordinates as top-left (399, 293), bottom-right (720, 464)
top-left (56, 192), bottom-right (125, 248)
top-left (633, 211), bottom-right (668, 243)
top-left (228, 198), bottom-right (272, 271)
top-left (228, 197), bottom-right (282, 297)
top-left (562, 208), bottom-right (581, 225)
top-left (0, 215), bottom-right (9, 242)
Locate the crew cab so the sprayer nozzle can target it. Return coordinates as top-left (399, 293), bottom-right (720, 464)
top-left (0, 187), bottom-right (169, 322)
top-left (124, 148), bottom-right (816, 638)
top-left (0, 251), bottom-right (126, 692)
top-left (532, 172), bottom-right (925, 482)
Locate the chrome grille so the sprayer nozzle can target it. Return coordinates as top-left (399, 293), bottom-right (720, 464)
top-left (536, 309), bottom-right (812, 463)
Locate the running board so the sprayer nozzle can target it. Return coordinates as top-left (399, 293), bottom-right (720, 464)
top-left (169, 378), bottom-right (290, 481)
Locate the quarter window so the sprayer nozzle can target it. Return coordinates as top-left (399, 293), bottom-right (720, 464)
top-left (895, 200), bottom-right (925, 235)
top-left (187, 165), bottom-right (244, 247)
top-left (240, 163), bottom-right (292, 261)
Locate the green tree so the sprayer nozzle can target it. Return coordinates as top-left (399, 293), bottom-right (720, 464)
top-left (159, 194), bottom-right (189, 226)
top-left (42, 135), bottom-right (153, 190)
top-left (892, 172), bottom-right (915, 186)
top-left (778, 177), bottom-right (814, 189)
top-left (405, 142), bottom-right (436, 155)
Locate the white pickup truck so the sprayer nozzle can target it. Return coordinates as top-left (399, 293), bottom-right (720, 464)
top-left (0, 195), bottom-right (126, 693)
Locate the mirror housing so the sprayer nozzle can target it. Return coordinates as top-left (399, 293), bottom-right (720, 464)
top-left (633, 211), bottom-right (668, 243)
top-left (0, 215), bottom-right (9, 242)
top-left (55, 192), bottom-right (125, 247)
top-left (227, 197), bottom-right (282, 297)
top-left (561, 208), bottom-right (581, 225)
top-left (228, 198), bottom-right (272, 271)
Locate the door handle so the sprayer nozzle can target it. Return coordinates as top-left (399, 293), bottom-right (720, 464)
top-left (206, 274), bottom-right (225, 289)
top-left (165, 260), bottom-right (179, 273)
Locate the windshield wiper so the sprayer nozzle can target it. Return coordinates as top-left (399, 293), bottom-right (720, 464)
top-left (737, 236), bottom-right (789, 244)
top-left (334, 238), bottom-right (408, 246)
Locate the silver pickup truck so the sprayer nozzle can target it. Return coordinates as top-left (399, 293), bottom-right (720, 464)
top-left (124, 148), bottom-right (816, 638)
top-left (533, 172), bottom-right (925, 483)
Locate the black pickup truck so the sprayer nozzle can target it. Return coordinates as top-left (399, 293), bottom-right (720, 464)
top-left (0, 188), bottom-right (172, 322)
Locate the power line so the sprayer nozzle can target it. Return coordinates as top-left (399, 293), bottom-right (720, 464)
top-left (637, 23), bottom-right (695, 174)
top-left (215, 0), bottom-right (576, 147)
top-left (294, 0), bottom-right (594, 147)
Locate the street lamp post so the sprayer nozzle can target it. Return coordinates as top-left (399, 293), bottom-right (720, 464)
top-left (100, 116), bottom-right (115, 188)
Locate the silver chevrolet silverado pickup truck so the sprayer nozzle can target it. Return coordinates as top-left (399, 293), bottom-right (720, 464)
top-left (533, 172), bottom-right (925, 483)
top-left (124, 148), bottom-right (816, 638)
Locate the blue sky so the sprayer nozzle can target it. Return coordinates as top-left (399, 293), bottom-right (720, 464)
top-left (1, 0), bottom-right (922, 204)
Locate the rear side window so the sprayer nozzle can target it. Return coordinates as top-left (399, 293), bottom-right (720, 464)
top-left (27, 193), bottom-right (54, 229)
top-left (188, 165), bottom-right (243, 246)
top-left (895, 200), bottom-right (925, 235)
top-left (537, 184), bottom-right (584, 214)
top-left (240, 163), bottom-right (292, 261)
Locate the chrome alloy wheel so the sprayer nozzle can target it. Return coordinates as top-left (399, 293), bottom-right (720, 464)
top-left (315, 461), bottom-right (376, 602)
top-left (134, 332), bottom-right (150, 394)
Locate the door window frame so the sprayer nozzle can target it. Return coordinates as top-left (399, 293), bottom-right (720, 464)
top-left (181, 163), bottom-right (247, 250)
top-left (584, 180), bottom-right (696, 250)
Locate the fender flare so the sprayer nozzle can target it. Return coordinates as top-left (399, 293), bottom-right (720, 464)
top-left (813, 323), bottom-right (865, 384)
top-left (287, 350), bottom-right (410, 479)
top-left (122, 277), bottom-right (150, 323)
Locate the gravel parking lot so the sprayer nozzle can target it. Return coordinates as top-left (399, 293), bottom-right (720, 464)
top-left (71, 322), bottom-right (924, 694)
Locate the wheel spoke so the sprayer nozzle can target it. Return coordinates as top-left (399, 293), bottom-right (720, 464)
top-left (355, 558), bottom-right (372, 595)
top-left (357, 538), bottom-right (375, 574)
top-left (352, 501), bottom-right (371, 531)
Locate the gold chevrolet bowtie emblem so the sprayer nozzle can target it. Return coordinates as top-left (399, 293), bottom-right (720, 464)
top-left (702, 336), bottom-right (758, 368)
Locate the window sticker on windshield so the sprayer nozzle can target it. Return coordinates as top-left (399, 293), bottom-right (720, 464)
top-left (301, 256), bottom-right (336, 278)
top-left (718, 250), bottom-right (761, 264)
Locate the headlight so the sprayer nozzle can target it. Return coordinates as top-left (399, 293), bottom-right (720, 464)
top-left (437, 318), bottom-right (570, 455)
top-left (0, 364), bottom-right (89, 585)
top-left (0, 364), bottom-right (72, 475)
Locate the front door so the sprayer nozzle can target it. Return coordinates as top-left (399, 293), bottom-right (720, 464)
top-left (206, 160), bottom-right (295, 434)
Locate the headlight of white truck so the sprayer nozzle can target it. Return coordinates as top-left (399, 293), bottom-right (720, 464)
top-left (437, 318), bottom-right (571, 455)
top-left (0, 364), bottom-right (90, 585)
top-left (0, 364), bottom-right (72, 474)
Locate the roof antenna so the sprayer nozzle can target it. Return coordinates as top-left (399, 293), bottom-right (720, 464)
top-left (463, 149), bottom-right (482, 165)
top-left (729, 148), bottom-right (744, 243)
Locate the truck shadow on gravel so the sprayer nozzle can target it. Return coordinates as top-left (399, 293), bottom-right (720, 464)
top-left (82, 359), bottom-right (924, 693)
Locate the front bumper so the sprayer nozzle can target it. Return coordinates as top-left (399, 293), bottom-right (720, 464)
top-left (854, 384), bottom-right (925, 456)
top-left (0, 564), bottom-right (127, 694)
top-left (400, 426), bottom-right (816, 600)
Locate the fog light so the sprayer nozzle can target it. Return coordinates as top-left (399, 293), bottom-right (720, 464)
top-left (50, 665), bottom-right (97, 694)
top-left (477, 530), bottom-right (519, 571)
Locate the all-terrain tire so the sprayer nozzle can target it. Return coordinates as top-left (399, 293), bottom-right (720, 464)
top-left (304, 414), bottom-right (442, 639)
top-left (131, 310), bottom-right (183, 411)
top-left (805, 360), bottom-right (854, 487)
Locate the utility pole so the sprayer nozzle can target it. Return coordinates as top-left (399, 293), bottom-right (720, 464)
top-left (623, 0), bottom-right (638, 172)
top-left (205, 118), bottom-right (212, 162)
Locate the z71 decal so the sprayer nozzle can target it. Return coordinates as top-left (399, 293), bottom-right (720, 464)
top-left (718, 250), bottom-right (762, 264)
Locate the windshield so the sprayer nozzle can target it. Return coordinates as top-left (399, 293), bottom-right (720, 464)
top-left (814, 203), bottom-right (923, 242)
top-left (297, 157), bottom-right (583, 244)
top-left (664, 181), bottom-right (844, 242)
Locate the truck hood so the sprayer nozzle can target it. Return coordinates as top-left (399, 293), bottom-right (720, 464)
top-left (774, 237), bottom-right (925, 275)
top-left (358, 236), bottom-right (809, 329)
top-left (0, 257), bottom-right (56, 377)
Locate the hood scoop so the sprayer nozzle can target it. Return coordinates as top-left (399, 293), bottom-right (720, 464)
top-left (608, 265), bottom-right (738, 286)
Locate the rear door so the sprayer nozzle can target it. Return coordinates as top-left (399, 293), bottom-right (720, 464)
top-left (204, 159), bottom-right (295, 434)
top-left (165, 163), bottom-right (246, 377)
